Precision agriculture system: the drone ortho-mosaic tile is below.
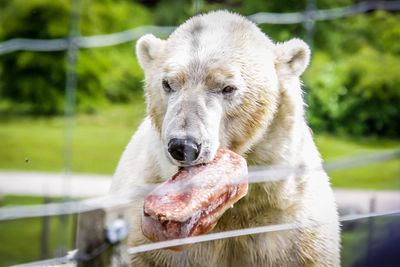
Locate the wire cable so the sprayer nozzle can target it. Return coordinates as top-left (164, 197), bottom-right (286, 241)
top-left (11, 209), bottom-right (400, 266)
top-left (1, 1), bottom-right (400, 55)
top-left (127, 209), bottom-right (400, 254)
top-left (0, 149), bottom-right (399, 221)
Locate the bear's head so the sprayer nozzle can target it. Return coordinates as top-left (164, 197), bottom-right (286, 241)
top-left (136, 10), bottom-right (310, 167)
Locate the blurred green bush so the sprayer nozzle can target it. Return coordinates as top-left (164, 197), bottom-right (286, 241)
top-left (306, 48), bottom-right (400, 137)
top-left (0, 0), bottom-right (399, 137)
top-left (305, 10), bottom-right (400, 137)
top-left (0, 0), bottom-right (152, 114)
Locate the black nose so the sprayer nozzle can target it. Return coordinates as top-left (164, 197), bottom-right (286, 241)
top-left (168, 138), bottom-right (200, 163)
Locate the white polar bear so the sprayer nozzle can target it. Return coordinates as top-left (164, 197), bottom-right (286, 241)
top-left (110, 10), bottom-right (340, 267)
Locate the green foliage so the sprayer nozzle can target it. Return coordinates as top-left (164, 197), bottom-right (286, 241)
top-left (152, 0), bottom-right (193, 25)
top-left (80, 0), bottom-right (154, 35)
top-left (0, 0), bottom-right (152, 114)
top-left (76, 43), bottom-right (145, 113)
top-left (314, 10), bottom-right (400, 56)
top-left (306, 11), bottom-right (400, 137)
top-left (0, 0), bottom-right (70, 39)
top-left (77, 0), bottom-right (154, 112)
top-left (0, 0), bottom-right (69, 114)
top-left (0, 1), bottom-right (399, 136)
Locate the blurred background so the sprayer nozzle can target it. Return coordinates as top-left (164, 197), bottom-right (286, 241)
top-left (0, 0), bottom-right (399, 266)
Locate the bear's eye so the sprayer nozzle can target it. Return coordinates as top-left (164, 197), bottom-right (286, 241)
top-left (222, 85), bottom-right (237, 94)
top-left (162, 79), bottom-right (173, 93)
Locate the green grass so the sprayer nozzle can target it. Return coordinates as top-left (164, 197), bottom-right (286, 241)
top-left (315, 135), bottom-right (400, 190)
top-left (0, 196), bottom-right (75, 266)
top-left (0, 99), bottom-right (146, 174)
top-left (0, 101), bottom-right (399, 189)
top-left (315, 135), bottom-right (400, 160)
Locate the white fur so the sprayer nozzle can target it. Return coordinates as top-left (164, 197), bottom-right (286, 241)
top-left (111, 10), bottom-right (340, 267)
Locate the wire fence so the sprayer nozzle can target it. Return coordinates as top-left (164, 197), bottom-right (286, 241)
top-left (1, 1), bottom-right (400, 55)
top-left (248, 0), bottom-right (400, 24)
top-left (0, 26), bottom-right (176, 55)
top-left (0, 150), bottom-right (397, 223)
top-left (1, 149), bottom-right (400, 266)
top-left (1, 149), bottom-right (399, 222)
top-left (1, 1), bottom-right (400, 266)
top-left (11, 208), bottom-right (400, 267)
top-left (0, 148), bottom-right (398, 265)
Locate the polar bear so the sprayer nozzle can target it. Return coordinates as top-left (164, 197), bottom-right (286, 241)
top-left (110, 10), bottom-right (340, 267)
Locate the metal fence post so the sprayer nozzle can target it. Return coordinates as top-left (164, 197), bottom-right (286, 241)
top-left (366, 196), bottom-right (376, 262)
top-left (304, 0), bottom-right (316, 49)
top-left (40, 196), bottom-right (52, 259)
top-left (58, 0), bottom-right (82, 257)
top-left (76, 206), bottom-right (130, 266)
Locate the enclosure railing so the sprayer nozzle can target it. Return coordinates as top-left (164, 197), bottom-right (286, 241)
top-left (12, 208), bottom-right (400, 266)
top-left (1, 149), bottom-right (400, 222)
top-left (1, 149), bottom-right (400, 266)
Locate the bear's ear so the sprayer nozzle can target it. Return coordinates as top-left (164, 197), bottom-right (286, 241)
top-left (274, 38), bottom-right (310, 77)
top-left (136, 34), bottom-right (165, 70)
